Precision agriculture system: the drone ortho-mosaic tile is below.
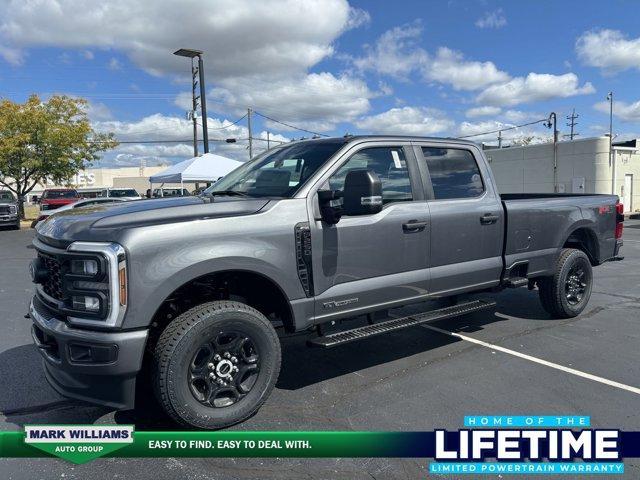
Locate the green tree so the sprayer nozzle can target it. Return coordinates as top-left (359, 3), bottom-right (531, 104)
top-left (0, 95), bottom-right (118, 218)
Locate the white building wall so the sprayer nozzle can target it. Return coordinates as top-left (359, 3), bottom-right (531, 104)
top-left (484, 136), bottom-right (640, 212)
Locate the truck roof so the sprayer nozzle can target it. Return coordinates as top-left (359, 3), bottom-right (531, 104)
top-left (291, 135), bottom-right (479, 148)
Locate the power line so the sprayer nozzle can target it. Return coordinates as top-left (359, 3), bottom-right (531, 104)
top-left (458, 118), bottom-right (549, 139)
top-left (253, 110), bottom-right (329, 138)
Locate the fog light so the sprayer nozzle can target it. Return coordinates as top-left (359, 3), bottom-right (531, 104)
top-left (72, 295), bottom-right (100, 312)
top-left (71, 259), bottom-right (99, 275)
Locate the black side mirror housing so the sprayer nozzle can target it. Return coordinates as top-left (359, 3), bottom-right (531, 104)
top-left (318, 189), bottom-right (343, 225)
top-left (342, 169), bottom-right (383, 216)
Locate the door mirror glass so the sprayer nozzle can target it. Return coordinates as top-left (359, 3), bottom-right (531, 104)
top-left (343, 169), bottom-right (382, 216)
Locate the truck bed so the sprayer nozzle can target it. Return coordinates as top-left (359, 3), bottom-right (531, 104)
top-left (500, 193), bottom-right (620, 279)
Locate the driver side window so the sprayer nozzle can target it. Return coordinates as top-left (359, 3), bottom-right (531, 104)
top-left (329, 147), bottom-right (413, 204)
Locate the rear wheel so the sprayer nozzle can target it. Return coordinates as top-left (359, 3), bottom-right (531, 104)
top-left (538, 248), bottom-right (593, 318)
top-left (152, 301), bottom-right (281, 429)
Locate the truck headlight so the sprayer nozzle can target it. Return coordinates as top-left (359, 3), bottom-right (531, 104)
top-left (9, 205), bottom-right (16, 214)
top-left (72, 295), bottom-right (101, 312)
top-left (70, 258), bottom-right (99, 276)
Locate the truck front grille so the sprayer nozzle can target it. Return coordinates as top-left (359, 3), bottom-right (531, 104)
top-left (38, 253), bottom-right (64, 301)
top-left (0, 206), bottom-right (10, 214)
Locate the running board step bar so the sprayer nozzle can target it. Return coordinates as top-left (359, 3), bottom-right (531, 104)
top-left (307, 299), bottom-right (496, 348)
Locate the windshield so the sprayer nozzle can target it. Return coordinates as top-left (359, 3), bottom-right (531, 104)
top-left (206, 141), bottom-right (345, 198)
top-left (0, 191), bottom-right (15, 201)
top-left (43, 190), bottom-right (77, 199)
top-left (109, 189), bottom-right (138, 197)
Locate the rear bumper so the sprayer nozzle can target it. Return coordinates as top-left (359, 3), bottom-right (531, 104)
top-left (29, 296), bottom-right (148, 410)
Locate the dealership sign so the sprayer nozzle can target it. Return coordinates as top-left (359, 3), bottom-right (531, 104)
top-left (23, 425), bottom-right (134, 464)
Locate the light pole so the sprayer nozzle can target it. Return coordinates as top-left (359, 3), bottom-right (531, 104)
top-left (174, 48), bottom-right (209, 153)
top-left (545, 112), bottom-right (559, 192)
top-left (607, 91), bottom-right (615, 194)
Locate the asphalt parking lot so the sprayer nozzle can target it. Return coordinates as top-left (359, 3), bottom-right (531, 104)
top-left (1, 223), bottom-right (639, 479)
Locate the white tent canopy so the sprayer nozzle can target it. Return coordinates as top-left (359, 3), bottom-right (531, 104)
top-left (149, 153), bottom-right (243, 184)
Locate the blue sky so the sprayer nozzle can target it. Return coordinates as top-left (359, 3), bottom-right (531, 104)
top-left (1, 0), bottom-right (639, 166)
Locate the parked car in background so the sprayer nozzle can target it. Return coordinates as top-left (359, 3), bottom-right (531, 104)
top-left (151, 188), bottom-right (191, 198)
top-left (39, 188), bottom-right (79, 211)
top-left (99, 188), bottom-right (142, 201)
top-left (0, 190), bottom-right (20, 230)
top-left (31, 197), bottom-right (126, 228)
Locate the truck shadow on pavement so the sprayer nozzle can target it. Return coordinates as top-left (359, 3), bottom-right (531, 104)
top-left (0, 343), bottom-right (110, 427)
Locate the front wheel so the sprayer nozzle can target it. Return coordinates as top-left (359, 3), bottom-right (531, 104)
top-left (152, 301), bottom-right (281, 429)
top-left (538, 248), bottom-right (593, 318)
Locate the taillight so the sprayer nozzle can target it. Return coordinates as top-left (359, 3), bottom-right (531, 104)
top-left (615, 202), bottom-right (624, 239)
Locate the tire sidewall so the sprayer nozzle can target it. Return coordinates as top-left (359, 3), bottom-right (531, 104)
top-left (164, 308), bottom-right (280, 429)
top-left (558, 251), bottom-right (593, 316)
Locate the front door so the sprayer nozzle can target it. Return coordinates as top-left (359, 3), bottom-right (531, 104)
top-left (308, 143), bottom-right (430, 323)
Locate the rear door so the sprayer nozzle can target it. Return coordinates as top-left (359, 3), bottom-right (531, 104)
top-left (414, 143), bottom-right (504, 295)
top-left (308, 142), bottom-right (431, 322)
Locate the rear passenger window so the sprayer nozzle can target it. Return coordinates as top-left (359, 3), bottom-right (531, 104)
top-left (421, 147), bottom-right (484, 199)
top-left (330, 147), bottom-right (413, 204)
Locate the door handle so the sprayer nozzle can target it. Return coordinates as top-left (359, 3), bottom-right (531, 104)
top-left (402, 220), bottom-right (428, 233)
top-left (480, 213), bottom-right (499, 225)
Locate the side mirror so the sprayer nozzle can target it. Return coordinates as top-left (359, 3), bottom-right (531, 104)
top-left (342, 169), bottom-right (382, 216)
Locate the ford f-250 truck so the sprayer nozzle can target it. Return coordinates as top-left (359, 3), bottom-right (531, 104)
top-left (29, 136), bottom-right (624, 429)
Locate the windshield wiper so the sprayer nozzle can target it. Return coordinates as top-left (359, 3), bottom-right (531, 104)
top-left (208, 190), bottom-right (250, 197)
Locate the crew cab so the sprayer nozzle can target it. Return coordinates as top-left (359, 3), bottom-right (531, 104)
top-left (39, 188), bottom-right (79, 211)
top-left (28, 136), bottom-right (624, 429)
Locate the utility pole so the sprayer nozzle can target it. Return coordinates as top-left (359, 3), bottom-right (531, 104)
top-left (267, 131), bottom-right (270, 149)
top-left (247, 107), bottom-right (253, 159)
top-left (497, 130), bottom-right (502, 148)
top-left (565, 108), bottom-right (579, 140)
top-left (546, 112), bottom-right (559, 192)
top-left (607, 91), bottom-right (615, 194)
top-left (190, 58), bottom-right (199, 157)
top-left (198, 55), bottom-right (209, 153)
top-left (174, 49), bottom-right (209, 153)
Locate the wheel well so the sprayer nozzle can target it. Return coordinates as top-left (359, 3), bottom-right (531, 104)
top-left (146, 270), bottom-right (294, 353)
top-left (563, 227), bottom-right (599, 265)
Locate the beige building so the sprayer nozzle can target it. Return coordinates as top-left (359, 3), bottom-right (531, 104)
top-left (485, 136), bottom-right (639, 213)
top-left (26, 165), bottom-right (192, 201)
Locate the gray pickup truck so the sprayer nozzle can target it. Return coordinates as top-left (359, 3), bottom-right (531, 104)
top-left (29, 136), bottom-right (624, 429)
top-left (0, 190), bottom-right (20, 230)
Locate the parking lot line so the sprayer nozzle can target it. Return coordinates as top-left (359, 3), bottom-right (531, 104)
top-left (422, 324), bottom-right (640, 396)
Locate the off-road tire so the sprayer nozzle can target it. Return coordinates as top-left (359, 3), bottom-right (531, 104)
top-left (152, 301), bottom-right (281, 429)
top-left (538, 248), bottom-right (593, 319)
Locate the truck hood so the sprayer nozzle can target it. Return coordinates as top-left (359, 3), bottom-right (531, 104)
top-left (36, 196), bottom-right (270, 244)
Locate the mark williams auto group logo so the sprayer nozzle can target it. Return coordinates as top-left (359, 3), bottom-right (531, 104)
top-left (430, 416), bottom-right (623, 475)
top-left (24, 425), bottom-right (134, 464)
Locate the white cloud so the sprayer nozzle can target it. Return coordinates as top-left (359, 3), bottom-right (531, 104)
top-left (208, 73), bottom-right (375, 132)
top-left (0, 44), bottom-right (22, 65)
top-left (457, 120), bottom-right (550, 144)
top-left (352, 25), bottom-right (508, 91)
top-left (353, 22), bottom-right (428, 79)
top-left (594, 99), bottom-right (640, 123)
top-left (466, 106), bottom-right (502, 118)
top-left (93, 113), bottom-right (292, 167)
top-left (475, 9), bottom-right (507, 29)
top-left (355, 106), bottom-right (454, 135)
top-left (502, 109), bottom-right (543, 123)
top-left (425, 47), bottom-right (510, 91)
top-left (84, 101), bottom-right (113, 121)
top-left (81, 49), bottom-right (94, 60)
top-left (108, 57), bottom-right (121, 70)
top-left (576, 29), bottom-right (640, 73)
top-left (476, 73), bottom-right (595, 107)
top-left (0, 0), bottom-right (363, 78)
